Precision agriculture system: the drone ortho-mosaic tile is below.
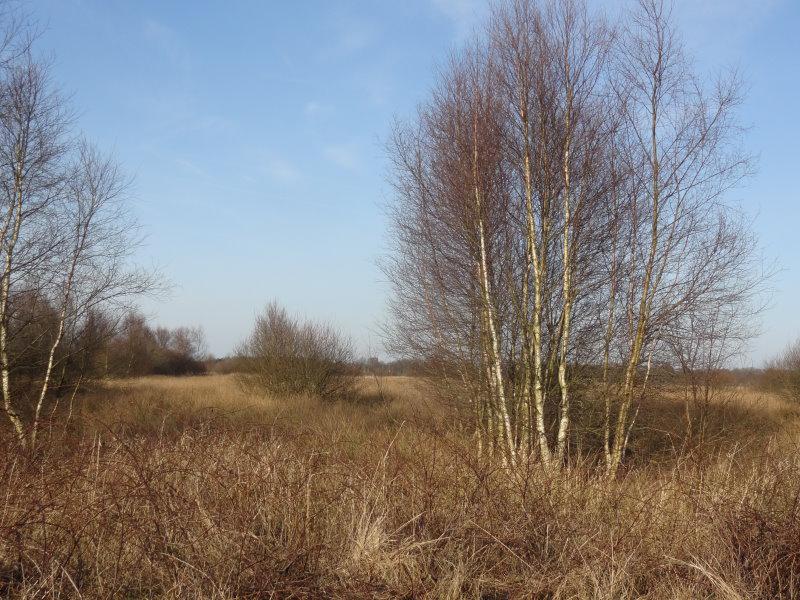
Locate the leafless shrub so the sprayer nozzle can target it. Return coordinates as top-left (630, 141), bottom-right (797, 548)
top-left (763, 337), bottom-right (800, 401)
top-left (236, 301), bottom-right (355, 400)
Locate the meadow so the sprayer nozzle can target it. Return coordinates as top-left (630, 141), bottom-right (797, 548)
top-left (0, 0), bottom-right (794, 597)
top-left (1, 375), bottom-right (799, 599)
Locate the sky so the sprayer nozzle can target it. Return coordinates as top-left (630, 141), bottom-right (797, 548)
top-left (29, 0), bottom-right (800, 364)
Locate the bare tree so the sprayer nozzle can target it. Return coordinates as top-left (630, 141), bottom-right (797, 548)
top-left (386, 0), bottom-right (614, 467)
top-left (603, 0), bottom-right (755, 473)
top-left (384, 0), bottom-right (762, 474)
top-left (0, 54), bottom-right (158, 448)
top-left (490, 0), bottom-right (615, 466)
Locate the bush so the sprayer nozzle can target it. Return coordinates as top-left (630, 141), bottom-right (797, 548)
top-left (764, 338), bottom-right (800, 400)
top-left (237, 302), bottom-right (355, 400)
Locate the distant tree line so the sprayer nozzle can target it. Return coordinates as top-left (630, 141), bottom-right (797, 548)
top-left (103, 312), bottom-right (209, 377)
top-left (358, 357), bottom-right (429, 377)
top-left (7, 304), bottom-right (208, 391)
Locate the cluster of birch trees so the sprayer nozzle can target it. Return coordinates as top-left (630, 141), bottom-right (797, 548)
top-left (0, 18), bottom-right (157, 448)
top-left (386, 0), bottom-right (761, 473)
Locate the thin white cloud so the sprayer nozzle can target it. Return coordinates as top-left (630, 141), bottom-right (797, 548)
top-left (338, 21), bottom-right (375, 54)
top-left (175, 158), bottom-right (206, 177)
top-left (304, 101), bottom-right (333, 117)
top-left (323, 143), bottom-right (359, 171)
top-left (265, 156), bottom-right (301, 184)
top-left (365, 76), bottom-right (392, 107)
top-left (317, 16), bottom-right (379, 60)
top-left (143, 19), bottom-right (189, 68)
top-left (431, 0), bottom-right (485, 37)
top-left (672, 0), bottom-right (784, 57)
top-left (686, 0), bottom-right (781, 20)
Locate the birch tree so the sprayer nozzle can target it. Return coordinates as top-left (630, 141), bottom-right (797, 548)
top-left (490, 0), bottom-right (614, 465)
top-left (385, 43), bottom-right (521, 461)
top-left (0, 57), bottom-right (157, 448)
top-left (603, 0), bottom-right (754, 473)
top-left (385, 0), bottom-right (760, 473)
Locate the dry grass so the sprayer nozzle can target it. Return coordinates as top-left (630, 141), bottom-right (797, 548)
top-left (1, 375), bottom-right (800, 598)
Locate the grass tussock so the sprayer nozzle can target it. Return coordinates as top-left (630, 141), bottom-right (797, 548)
top-left (1, 375), bottom-right (800, 598)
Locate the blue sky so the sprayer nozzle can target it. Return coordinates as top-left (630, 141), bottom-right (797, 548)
top-left (31, 0), bottom-right (800, 363)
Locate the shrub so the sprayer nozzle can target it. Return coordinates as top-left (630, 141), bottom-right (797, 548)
top-left (764, 338), bottom-right (800, 400)
top-left (237, 301), bottom-right (355, 400)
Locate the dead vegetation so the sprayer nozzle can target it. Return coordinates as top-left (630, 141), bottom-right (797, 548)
top-left (236, 302), bottom-right (357, 402)
top-left (1, 375), bottom-right (799, 599)
top-left (0, 0), bottom-right (792, 596)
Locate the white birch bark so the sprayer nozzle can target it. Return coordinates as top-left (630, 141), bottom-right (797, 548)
top-left (0, 155), bottom-right (26, 446)
top-left (472, 110), bottom-right (516, 465)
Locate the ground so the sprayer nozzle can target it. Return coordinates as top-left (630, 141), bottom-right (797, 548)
top-left (1, 375), bottom-right (799, 599)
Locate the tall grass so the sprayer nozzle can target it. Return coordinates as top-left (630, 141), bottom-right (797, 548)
top-left (1, 375), bottom-right (799, 598)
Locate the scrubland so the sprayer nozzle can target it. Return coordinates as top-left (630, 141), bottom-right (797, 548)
top-left (1, 375), bottom-right (799, 599)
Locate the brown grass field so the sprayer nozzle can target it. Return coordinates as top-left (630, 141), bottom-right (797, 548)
top-left (2, 375), bottom-right (800, 599)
